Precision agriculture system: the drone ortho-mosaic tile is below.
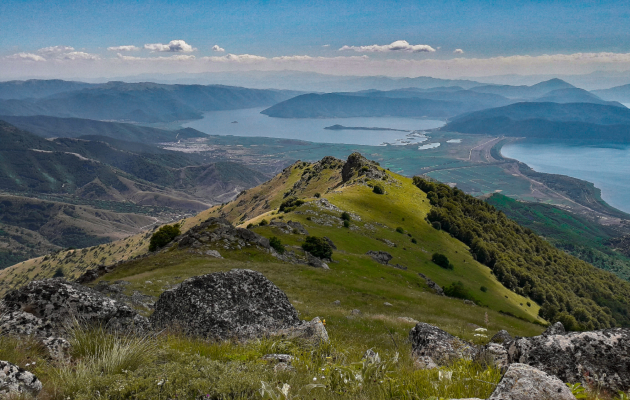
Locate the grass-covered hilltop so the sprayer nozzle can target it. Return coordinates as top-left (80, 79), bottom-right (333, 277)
top-left (1, 152), bottom-right (630, 399)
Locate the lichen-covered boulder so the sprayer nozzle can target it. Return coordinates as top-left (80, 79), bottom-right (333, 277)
top-left (366, 251), bottom-right (393, 265)
top-left (504, 328), bottom-right (630, 392)
top-left (3, 279), bottom-right (149, 335)
top-left (542, 321), bottom-right (566, 336)
top-left (488, 363), bottom-right (576, 400)
top-left (150, 269), bottom-right (301, 339)
top-left (0, 360), bottom-right (42, 397)
top-left (409, 322), bottom-right (477, 367)
top-left (490, 329), bottom-right (513, 344)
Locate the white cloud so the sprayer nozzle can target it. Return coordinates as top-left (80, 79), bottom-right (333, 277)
top-left (453, 49), bottom-right (464, 54)
top-left (212, 45), bottom-right (225, 52)
top-left (339, 40), bottom-right (435, 53)
top-left (59, 51), bottom-right (100, 61)
top-left (144, 40), bottom-right (195, 53)
top-left (322, 44), bottom-right (330, 47)
top-left (5, 52), bottom-right (46, 62)
top-left (117, 53), bottom-right (195, 61)
top-left (202, 53), bottom-right (268, 63)
top-left (107, 45), bottom-right (140, 52)
top-left (38, 46), bottom-right (75, 55)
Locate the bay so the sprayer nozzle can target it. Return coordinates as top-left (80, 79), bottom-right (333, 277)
top-left (502, 139), bottom-right (630, 213)
top-left (182, 108), bottom-right (445, 146)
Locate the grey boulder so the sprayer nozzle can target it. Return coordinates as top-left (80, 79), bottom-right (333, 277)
top-left (488, 363), bottom-right (576, 400)
top-left (409, 322), bottom-right (477, 367)
top-left (150, 269), bottom-right (301, 340)
top-left (3, 279), bottom-right (149, 335)
top-left (542, 321), bottom-right (566, 336)
top-left (366, 250), bottom-right (393, 265)
top-left (504, 327), bottom-right (630, 392)
top-left (490, 329), bottom-right (513, 344)
top-left (0, 360), bottom-right (42, 397)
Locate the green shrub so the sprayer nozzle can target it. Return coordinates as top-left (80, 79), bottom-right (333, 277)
top-left (411, 238), bottom-right (418, 244)
top-left (302, 236), bottom-right (333, 259)
top-left (444, 281), bottom-right (474, 301)
top-left (431, 221), bottom-right (442, 230)
top-left (480, 286), bottom-right (488, 292)
top-left (314, 192), bottom-right (321, 198)
top-left (341, 212), bottom-right (351, 221)
top-left (269, 237), bottom-right (285, 254)
top-left (343, 220), bottom-right (350, 228)
top-left (246, 223), bottom-right (254, 229)
top-left (53, 267), bottom-right (65, 278)
top-left (148, 224), bottom-right (181, 252)
top-left (396, 227), bottom-right (404, 234)
top-left (372, 184), bottom-right (385, 194)
top-left (432, 253), bottom-right (453, 270)
top-left (279, 197), bottom-right (305, 213)
top-left (259, 219), bottom-right (268, 226)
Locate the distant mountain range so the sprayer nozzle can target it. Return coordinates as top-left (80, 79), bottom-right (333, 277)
top-left (592, 84), bottom-right (630, 103)
top-left (0, 115), bottom-right (206, 143)
top-left (0, 81), bottom-right (299, 123)
top-left (442, 102), bottom-right (630, 142)
top-left (261, 79), bottom-right (624, 120)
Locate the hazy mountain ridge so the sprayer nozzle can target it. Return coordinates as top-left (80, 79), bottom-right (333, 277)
top-left (0, 115), bottom-right (206, 143)
top-left (0, 81), bottom-right (300, 123)
top-left (442, 102), bottom-right (630, 142)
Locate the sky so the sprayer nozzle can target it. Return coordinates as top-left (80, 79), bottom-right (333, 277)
top-left (1, 0), bottom-right (630, 80)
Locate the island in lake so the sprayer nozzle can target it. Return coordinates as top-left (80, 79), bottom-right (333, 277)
top-left (324, 124), bottom-right (409, 132)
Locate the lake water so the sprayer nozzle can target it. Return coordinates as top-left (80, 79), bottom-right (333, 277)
top-left (502, 140), bottom-right (630, 213)
top-left (183, 108), bottom-right (445, 146)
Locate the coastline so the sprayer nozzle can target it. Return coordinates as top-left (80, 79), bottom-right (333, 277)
top-left (495, 138), bottom-right (630, 220)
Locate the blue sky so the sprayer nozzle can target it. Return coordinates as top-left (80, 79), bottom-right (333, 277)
top-left (1, 0), bottom-right (630, 79)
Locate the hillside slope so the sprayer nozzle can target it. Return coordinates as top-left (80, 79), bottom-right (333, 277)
top-left (0, 115), bottom-right (206, 143)
top-left (6, 153), bottom-right (630, 333)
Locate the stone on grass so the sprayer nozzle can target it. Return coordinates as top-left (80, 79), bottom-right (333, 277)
top-left (351, 309), bottom-right (361, 315)
top-left (488, 363), bottom-right (576, 400)
top-left (0, 360), bottom-right (42, 397)
top-left (332, 300), bottom-right (341, 305)
top-left (275, 317), bottom-right (329, 343)
top-left (205, 250), bottom-right (223, 258)
top-left (418, 273), bottom-right (444, 296)
top-left (150, 269), bottom-right (301, 340)
top-left (366, 250), bottom-right (393, 265)
top-left (409, 322), bottom-right (477, 366)
top-left (306, 252), bottom-right (330, 269)
top-left (384, 302), bottom-right (393, 307)
top-left (43, 336), bottom-right (72, 361)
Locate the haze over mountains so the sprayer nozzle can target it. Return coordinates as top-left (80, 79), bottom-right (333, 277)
top-left (0, 81), bottom-right (299, 123)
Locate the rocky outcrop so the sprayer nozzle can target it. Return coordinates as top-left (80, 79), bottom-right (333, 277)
top-left (3, 279), bottom-right (150, 335)
top-left (409, 322), bottom-right (477, 367)
top-left (490, 330), bottom-right (512, 344)
top-left (0, 360), bottom-right (42, 397)
top-left (543, 321), bottom-right (566, 336)
top-left (367, 250), bottom-right (393, 265)
top-left (176, 217), bottom-right (270, 251)
top-left (488, 363), bottom-right (577, 400)
top-left (503, 328), bottom-right (630, 392)
top-left (150, 269), bottom-right (301, 340)
top-left (306, 252), bottom-right (330, 269)
top-left (270, 220), bottom-right (308, 235)
top-left (418, 273), bottom-right (445, 296)
top-left (342, 152), bottom-right (386, 182)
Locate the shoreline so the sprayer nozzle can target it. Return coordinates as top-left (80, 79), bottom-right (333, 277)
top-left (495, 138), bottom-right (630, 220)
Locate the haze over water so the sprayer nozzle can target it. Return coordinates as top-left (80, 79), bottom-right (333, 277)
top-left (183, 108), bottom-right (445, 146)
top-left (502, 140), bottom-right (630, 214)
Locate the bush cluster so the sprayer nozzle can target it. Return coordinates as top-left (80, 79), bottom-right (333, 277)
top-left (149, 224), bottom-right (181, 252)
top-left (279, 197), bottom-right (305, 213)
top-left (432, 253), bottom-right (453, 270)
top-left (302, 236), bottom-right (333, 259)
top-left (269, 236), bottom-right (285, 254)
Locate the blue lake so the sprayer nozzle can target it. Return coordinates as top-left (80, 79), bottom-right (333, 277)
top-left (502, 140), bottom-right (630, 214)
top-left (183, 108), bottom-right (445, 146)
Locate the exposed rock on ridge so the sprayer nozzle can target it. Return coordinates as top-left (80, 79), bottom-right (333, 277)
top-left (150, 269), bottom-right (302, 340)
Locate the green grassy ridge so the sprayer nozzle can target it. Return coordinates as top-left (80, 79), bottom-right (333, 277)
top-left (416, 178), bottom-right (630, 329)
top-left (486, 193), bottom-right (630, 280)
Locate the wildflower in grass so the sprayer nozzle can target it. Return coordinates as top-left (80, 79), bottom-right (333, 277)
top-left (474, 327), bottom-right (487, 332)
